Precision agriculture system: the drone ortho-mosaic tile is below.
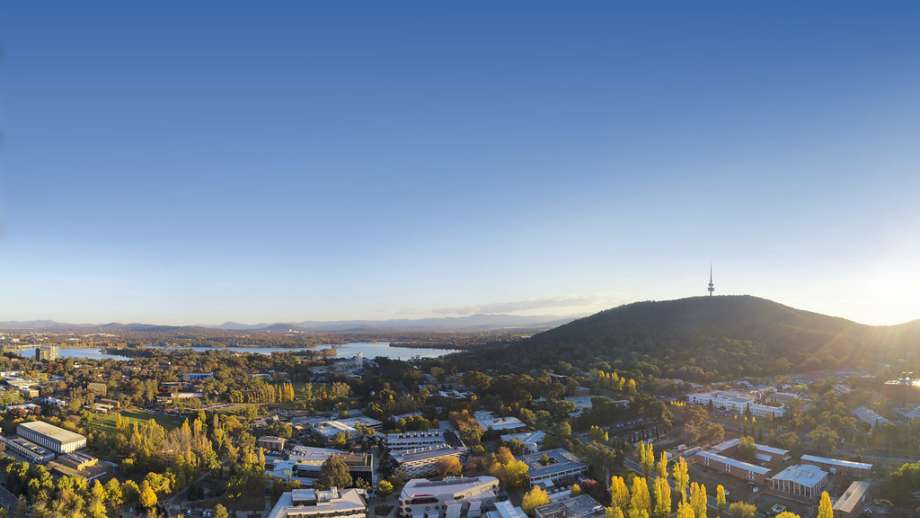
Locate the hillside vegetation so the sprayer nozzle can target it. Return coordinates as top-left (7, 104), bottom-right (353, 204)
top-left (466, 296), bottom-right (920, 381)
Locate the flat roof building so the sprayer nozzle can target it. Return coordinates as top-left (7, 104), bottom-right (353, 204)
top-left (385, 429), bottom-right (447, 453)
top-left (268, 488), bottom-right (367, 518)
top-left (833, 480), bottom-right (871, 518)
top-left (474, 411), bottom-right (527, 432)
top-left (500, 431), bottom-right (546, 453)
top-left (800, 455), bottom-right (872, 475)
top-left (534, 494), bottom-right (604, 518)
top-left (769, 464), bottom-right (828, 499)
top-left (694, 451), bottom-right (771, 484)
top-left (523, 449), bottom-right (588, 486)
top-left (688, 391), bottom-right (785, 418)
top-left (0, 435), bottom-right (56, 463)
top-left (17, 421), bottom-right (86, 454)
top-left (259, 436), bottom-right (287, 452)
top-left (393, 446), bottom-right (466, 479)
top-left (398, 476), bottom-right (499, 518)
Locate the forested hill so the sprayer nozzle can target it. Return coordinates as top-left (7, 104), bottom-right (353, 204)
top-left (465, 295), bottom-right (920, 381)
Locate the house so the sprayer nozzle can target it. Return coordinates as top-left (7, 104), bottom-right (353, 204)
top-left (523, 449), bottom-right (588, 486)
top-left (398, 476), bottom-right (499, 518)
top-left (769, 464), bottom-right (828, 499)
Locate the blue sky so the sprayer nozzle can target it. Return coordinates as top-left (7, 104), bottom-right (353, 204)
top-left (2, 2), bottom-right (920, 325)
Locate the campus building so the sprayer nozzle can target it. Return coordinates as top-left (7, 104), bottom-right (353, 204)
top-left (398, 476), bottom-right (499, 518)
top-left (687, 391), bottom-right (785, 418)
top-left (769, 464), bottom-right (829, 499)
top-left (799, 455), bottom-right (872, 476)
top-left (709, 438), bottom-right (790, 466)
top-left (385, 429), bottom-right (448, 453)
top-left (393, 446), bottom-right (467, 478)
top-left (17, 421), bottom-right (87, 454)
top-left (522, 449), bottom-right (588, 486)
top-left (474, 411), bottom-right (527, 432)
top-left (534, 494), bottom-right (605, 518)
top-left (0, 435), bottom-right (56, 463)
top-left (268, 488), bottom-right (367, 518)
top-left (693, 451), bottom-right (771, 484)
top-left (832, 481), bottom-right (871, 518)
top-left (500, 431), bottom-right (546, 453)
top-left (283, 447), bottom-right (375, 486)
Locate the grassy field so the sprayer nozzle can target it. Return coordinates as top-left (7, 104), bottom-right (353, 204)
top-left (87, 409), bottom-right (184, 433)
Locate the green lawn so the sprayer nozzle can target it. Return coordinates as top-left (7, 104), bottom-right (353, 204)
top-left (87, 409), bottom-right (184, 433)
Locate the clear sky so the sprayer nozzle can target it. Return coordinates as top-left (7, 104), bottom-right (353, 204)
top-left (1, 2), bottom-right (919, 326)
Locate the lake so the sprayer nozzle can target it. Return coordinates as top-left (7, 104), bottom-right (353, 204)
top-left (14, 342), bottom-right (456, 362)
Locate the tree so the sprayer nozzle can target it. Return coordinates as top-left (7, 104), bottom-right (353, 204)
top-left (817, 491), bottom-right (833, 518)
top-left (522, 486), bottom-right (550, 514)
top-left (610, 476), bottom-right (630, 509)
top-left (605, 507), bottom-right (625, 518)
top-left (105, 478), bottom-right (124, 512)
top-left (213, 504), bottom-right (229, 518)
top-left (735, 436), bottom-right (756, 462)
top-left (571, 483), bottom-right (582, 496)
top-left (727, 502), bottom-right (756, 518)
top-left (775, 513), bottom-right (801, 518)
top-left (629, 476), bottom-right (651, 514)
top-left (716, 485), bottom-right (726, 514)
top-left (657, 451), bottom-right (668, 480)
top-left (672, 457), bottom-right (690, 503)
top-left (689, 483), bottom-right (707, 518)
top-left (377, 480), bottom-right (394, 497)
top-left (676, 501), bottom-right (695, 518)
top-left (139, 481), bottom-right (158, 509)
top-left (318, 455), bottom-right (353, 489)
top-left (437, 456), bottom-right (462, 477)
top-left (653, 476), bottom-right (671, 517)
top-left (488, 448), bottom-right (530, 490)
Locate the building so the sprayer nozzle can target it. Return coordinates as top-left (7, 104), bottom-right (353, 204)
top-left (523, 449), bottom-right (588, 486)
top-left (709, 438), bottom-right (790, 466)
top-left (310, 416), bottom-right (383, 440)
top-left (268, 488), bottom-right (367, 518)
top-left (17, 421), bottom-right (87, 454)
top-left (48, 452), bottom-right (111, 482)
top-left (488, 501), bottom-right (527, 518)
top-left (35, 346), bottom-right (59, 361)
top-left (694, 451), bottom-right (771, 484)
top-left (183, 372), bottom-right (215, 382)
top-left (832, 480), bottom-right (871, 518)
top-left (259, 436), bottom-right (287, 452)
top-left (392, 446), bottom-right (467, 478)
top-left (687, 391), bottom-right (785, 418)
top-left (398, 476), bottom-right (499, 518)
top-left (769, 464), bottom-right (829, 499)
top-left (0, 435), bottom-right (56, 463)
top-left (284, 446), bottom-right (375, 486)
top-left (799, 455), bottom-right (872, 476)
top-left (534, 494), bottom-right (604, 518)
top-left (474, 411), bottom-right (527, 432)
top-left (852, 406), bottom-right (891, 428)
top-left (385, 429), bottom-right (447, 453)
top-left (86, 382), bottom-right (107, 396)
top-left (500, 431), bottom-right (546, 453)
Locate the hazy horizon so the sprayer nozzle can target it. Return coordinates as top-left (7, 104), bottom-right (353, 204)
top-left (3, 3), bottom-right (920, 326)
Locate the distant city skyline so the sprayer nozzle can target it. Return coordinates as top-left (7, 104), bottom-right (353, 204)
top-left (2, 3), bottom-right (919, 326)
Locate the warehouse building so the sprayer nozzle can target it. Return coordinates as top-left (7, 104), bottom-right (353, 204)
top-left (16, 421), bottom-right (87, 454)
top-left (769, 464), bottom-right (828, 498)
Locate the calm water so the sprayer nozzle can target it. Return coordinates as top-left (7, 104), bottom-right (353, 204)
top-left (15, 342), bottom-right (456, 361)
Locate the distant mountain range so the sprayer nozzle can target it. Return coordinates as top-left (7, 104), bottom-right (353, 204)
top-left (470, 295), bottom-right (920, 378)
top-left (0, 314), bottom-right (576, 334)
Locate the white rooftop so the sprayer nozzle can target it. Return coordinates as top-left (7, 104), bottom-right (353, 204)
top-left (771, 464), bottom-right (828, 488)
top-left (695, 451), bottom-right (771, 475)
top-left (801, 454), bottom-right (872, 471)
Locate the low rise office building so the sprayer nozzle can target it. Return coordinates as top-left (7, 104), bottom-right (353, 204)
top-left (268, 488), bottom-right (367, 518)
top-left (398, 476), bottom-right (499, 518)
top-left (385, 429), bottom-right (447, 453)
top-left (799, 455), bottom-right (872, 476)
top-left (0, 435), bottom-right (55, 463)
top-left (393, 445), bottom-right (466, 478)
top-left (694, 451), bottom-right (771, 484)
top-left (523, 449), bottom-right (588, 486)
top-left (687, 391), bottom-right (785, 418)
